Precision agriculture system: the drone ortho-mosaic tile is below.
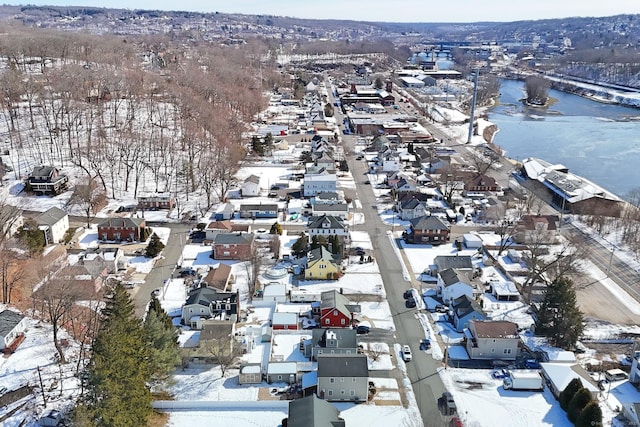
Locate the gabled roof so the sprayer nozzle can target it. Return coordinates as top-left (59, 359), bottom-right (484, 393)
top-left (239, 203), bottom-right (278, 211)
top-left (470, 320), bottom-right (518, 339)
top-left (409, 215), bottom-right (449, 231)
top-left (308, 246), bottom-right (339, 263)
top-left (205, 220), bottom-right (233, 232)
top-left (185, 287), bottom-right (237, 307)
top-left (465, 174), bottom-right (497, 189)
top-left (311, 328), bottom-right (358, 349)
top-left (317, 353), bottom-right (368, 378)
top-left (202, 264), bottom-right (232, 290)
top-left (98, 217), bottom-right (145, 228)
top-left (244, 175), bottom-right (260, 184)
top-left (452, 294), bottom-right (485, 318)
top-left (400, 198), bottom-right (425, 210)
top-left (0, 309), bottom-right (25, 337)
top-left (29, 166), bottom-right (56, 179)
top-left (434, 255), bottom-right (473, 271)
top-left (440, 268), bottom-right (471, 287)
top-left (287, 394), bottom-right (345, 427)
top-left (213, 233), bottom-right (255, 246)
top-left (307, 214), bottom-right (345, 231)
top-left (36, 207), bottom-right (68, 227)
top-left (315, 191), bottom-right (339, 201)
top-left (320, 290), bottom-right (355, 317)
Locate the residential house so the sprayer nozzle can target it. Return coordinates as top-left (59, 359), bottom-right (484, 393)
top-left (26, 166), bottom-right (68, 195)
top-left (514, 214), bottom-right (560, 244)
top-left (214, 203), bottom-right (235, 221)
top-left (182, 320), bottom-right (236, 364)
top-left (97, 217), bottom-right (146, 242)
top-left (303, 173), bottom-right (337, 197)
top-left (238, 364), bottom-right (263, 385)
top-left (307, 215), bottom-right (348, 238)
top-left (0, 310), bottom-right (27, 352)
top-left (213, 233), bottom-right (255, 260)
top-left (36, 206), bottom-right (69, 245)
top-left (393, 177), bottom-right (417, 193)
top-left (138, 192), bottom-right (175, 210)
top-left (430, 255), bottom-right (473, 277)
top-left (464, 174), bottom-right (499, 194)
top-left (54, 262), bottom-right (108, 295)
top-left (465, 320), bottom-right (520, 361)
top-left (256, 282), bottom-right (287, 304)
top-left (408, 215), bottom-right (450, 245)
top-left (239, 203), bottom-right (278, 219)
top-left (436, 268), bottom-right (475, 304)
top-left (315, 152), bottom-right (336, 172)
top-left (181, 287), bottom-right (240, 327)
top-left (540, 362), bottom-right (600, 400)
top-left (451, 295), bottom-right (486, 332)
top-left (305, 246), bottom-right (341, 280)
top-left (313, 191), bottom-right (340, 205)
top-left (399, 198), bottom-right (428, 221)
top-left (241, 175), bottom-right (261, 197)
top-left (379, 150), bottom-right (401, 173)
top-left (266, 362), bottom-right (298, 384)
top-left (311, 202), bottom-right (349, 220)
top-left (320, 290), bottom-right (359, 328)
top-left (317, 354), bottom-right (368, 402)
top-left (201, 264), bottom-right (233, 291)
top-left (395, 191), bottom-right (431, 210)
top-left (304, 328), bottom-right (358, 361)
top-left (204, 220), bottom-right (234, 240)
top-left (272, 312), bottom-right (299, 330)
top-left (72, 247), bottom-right (123, 274)
top-left (284, 394), bottom-right (345, 427)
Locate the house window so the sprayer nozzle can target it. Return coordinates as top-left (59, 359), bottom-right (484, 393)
top-left (352, 378), bottom-right (356, 382)
top-left (277, 375), bottom-right (282, 380)
top-left (340, 377), bottom-right (344, 382)
top-left (350, 390), bottom-right (355, 396)
top-left (340, 390), bottom-right (345, 395)
top-left (328, 390), bottom-right (333, 396)
top-left (491, 348), bottom-right (495, 353)
top-left (325, 319), bottom-right (330, 325)
top-left (504, 348), bottom-right (512, 354)
top-left (333, 310), bottom-right (338, 316)
top-left (330, 378), bottom-right (335, 383)
top-left (340, 319), bottom-right (345, 325)
top-left (226, 304), bottom-right (231, 311)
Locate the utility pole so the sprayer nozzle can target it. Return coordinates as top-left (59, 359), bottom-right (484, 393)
top-left (467, 69), bottom-right (479, 144)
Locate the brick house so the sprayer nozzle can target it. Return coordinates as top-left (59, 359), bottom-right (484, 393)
top-left (407, 215), bottom-right (450, 245)
top-left (138, 192), bottom-right (175, 210)
top-left (213, 233), bottom-right (255, 260)
top-left (464, 174), bottom-right (499, 193)
top-left (97, 217), bottom-right (146, 242)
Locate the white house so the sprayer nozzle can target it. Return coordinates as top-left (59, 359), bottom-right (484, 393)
top-left (36, 207), bottom-right (69, 245)
top-left (241, 175), bottom-right (261, 197)
top-left (436, 268), bottom-right (475, 304)
top-left (0, 309), bottom-right (27, 351)
top-left (303, 173), bottom-right (337, 197)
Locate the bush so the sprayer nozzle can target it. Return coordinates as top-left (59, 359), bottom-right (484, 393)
top-left (559, 378), bottom-right (583, 411)
top-left (576, 401), bottom-right (602, 427)
top-left (567, 388), bottom-right (592, 423)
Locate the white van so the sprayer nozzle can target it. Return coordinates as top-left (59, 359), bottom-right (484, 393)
top-left (605, 369), bottom-right (628, 382)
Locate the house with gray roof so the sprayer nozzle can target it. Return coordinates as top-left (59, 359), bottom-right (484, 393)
top-left (213, 233), bottom-right (255, 260)
top-left (311, 202), bottom-right (349, 219)
top-left (303, 328), bottom-right (358, 361)
top-left (239, 203), bottom-right (278, 219)
top-left (317, 353), bottom-right (368, 402)
top-left (430, 255), bottom-right (473, 276)
top-left (0, 310), bottom-right (27, 352)
top-left (181, 287), bottom-right (240, 327)
top-left (408, 215), bottom-right (450, 245)
top-left (451, 294), bottom-right (486, 332)
top-left (26, 166), bottom-right (68, 195)
top-left (307, 215), bottom-right (348, 238)
top-left (436, 268), bottom-right (475, 304)
top-left (399, 198), bottom-right (428, 220)
top-left (241, 175), bottom-right (261, 197)
top-left (36, 206), bottom-right (69, 245)
top-left (285, 394), bottom-right (345, 427)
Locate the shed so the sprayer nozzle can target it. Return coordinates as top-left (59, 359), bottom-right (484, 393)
top-left (506, 249), bottom-right (521, 262)
top-left (490, 281), bottom-right (520, 302)
top-left (272, 312), bottom-right (299, 330)
top-left (262, 283), bottom-right (287, 304)
top-left (463, 233), bottom-right (483, 249)
top-left (238, 363), bottom-right (263, 384)
top-left (540, 362), bottom-right (600, 399)
top-left (0, 309), bottom-right (27, 352)
top-left (214, 203), bottom-right (235, 221)
top-left (266, 361), bottom-right (298, 384)
top-left (39, 410), bottom-right (63, 426)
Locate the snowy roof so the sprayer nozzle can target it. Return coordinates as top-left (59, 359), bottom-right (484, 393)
top-left (540, 362), bottom-right (599, 394)
top-left (272, 312), bottom-right (298, 325)
top-left (491, 281), bottom-right (519, 297)
top-left (267, 361), bottom-right (298, 374)
top-left (0, 310), bottom-right (25, 337)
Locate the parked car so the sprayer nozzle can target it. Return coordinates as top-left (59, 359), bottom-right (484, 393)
top-left (179, 268), bottom-right (197, 277)
top-left (406, 298), bottom-right (416, 308)
top-left (420, 339), bottom-right (431, 350)
top-left (401, 345), bottom-right (412, 362)
top-left (439, 391), bottom-right (457, 415)
top-left (491, 368), bottom-right (509, 379)
top-left (356, 325), bottom-right (370, 335)
top-left (403, 289), bottom-right (413, 299)
top-left (524, 359), bottom-right (540, 369)
top-left (435, 304), bottom-right (448, 313)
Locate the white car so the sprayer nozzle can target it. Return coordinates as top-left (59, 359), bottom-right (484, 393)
top-left (402, 345), bottom-right (412, 362)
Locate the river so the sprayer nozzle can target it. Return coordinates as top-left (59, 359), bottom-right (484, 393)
top-left (489, 79), bottom-right (640, 198)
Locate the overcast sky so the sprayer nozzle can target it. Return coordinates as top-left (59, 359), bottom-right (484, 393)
top-left (4, 1), bottom-right (640, 23)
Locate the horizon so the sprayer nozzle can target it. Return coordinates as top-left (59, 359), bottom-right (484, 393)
top-left (3, 0), bottom-right (640, 23)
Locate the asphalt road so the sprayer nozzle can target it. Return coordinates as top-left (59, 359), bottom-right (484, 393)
top-left (342, 130), bottom-right (447, 426)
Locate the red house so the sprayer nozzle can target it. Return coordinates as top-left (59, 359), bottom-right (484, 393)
top-left (464, 174), bottom-right (499, 193)
top-left (213, 233), bottom-right (255, 260)
top-left (97, 217), bottom-right (146, 242)
top-left (320, 290), bottom-right (359, 328)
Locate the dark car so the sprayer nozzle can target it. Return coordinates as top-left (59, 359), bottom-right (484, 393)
top-left (403, 289), bottom-right (413, 299)
top-left (406, 298), bottom-right (416, 308)
top-left (419, 339), bottom-right (431, 350)
top-left (356, 325), bottom-right (370, 335)
top-left (179, 269), bottom-right (197, 277)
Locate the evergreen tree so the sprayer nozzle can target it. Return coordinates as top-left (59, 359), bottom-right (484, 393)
top-left (145, 233), bottom-right (165, 258)
top-left (291, 233), bottom-right (308, 258)
top-left (535, 276), bottom-right (584, 349)
top-left (144, 304), bottom-right (180, 383)
top-left (329, 235), bottom-right (342, 256)
top-left (567, 388), bottom-right (592, 423)
top-left (339, 159), bottom-right (349, 172)
top-left (576, 401), bottom-right (602, 427)
top-left (270, 222), bottom-right (283, 235)
top-left (251, 135), bottom-right (264, 156)
top-left (310, 235), bottom-right (327, 251)
top-left (84, 282), bottom-right (152, 427)
top-left (559, 378), bottom-right (583, 411)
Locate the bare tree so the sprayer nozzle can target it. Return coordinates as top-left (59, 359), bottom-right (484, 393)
top-left (0, 246), bottom-right (26, 304)
top-left (525, 75), bottom-right (550, 106)
top-left (468, 148), bottom-right (500, 176)
top-left (487, 202), bottom-right (521, 255)
top-left (243, 248), bottom-right (263, 302)
top-left (366, 343), bottom-right (386, 362)
top-left (66, 180), bottom-right (106, 228)
top-left (201, 326), bottom-right (240, 378)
